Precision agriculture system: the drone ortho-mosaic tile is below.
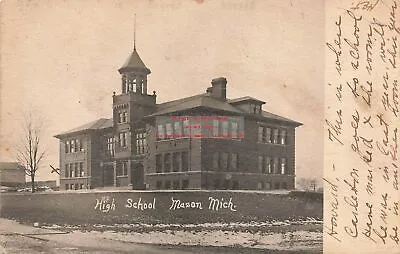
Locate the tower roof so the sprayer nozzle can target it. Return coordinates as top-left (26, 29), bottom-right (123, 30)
top-left (118, 49), bottom-right (151, 75)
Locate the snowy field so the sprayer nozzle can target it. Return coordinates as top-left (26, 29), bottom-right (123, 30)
top-left (41, 218), bottom-right (323, 252)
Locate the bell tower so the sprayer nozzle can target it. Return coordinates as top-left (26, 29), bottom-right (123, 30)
top-left (112, 16), bottom-right (156, 124)
top-left (111, 16), bottom-right (156, 190)
top-left (118, 48), bottom-right (151, 95)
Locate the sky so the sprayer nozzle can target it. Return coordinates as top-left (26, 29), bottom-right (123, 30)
top-left (0, 0), bottom-right (325, 186)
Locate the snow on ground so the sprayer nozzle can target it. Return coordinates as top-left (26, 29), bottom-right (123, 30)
top-left (41, 218), bottom-right (322, 231)
top-left (89, 229), bottom-right (322, 251)
top-left (41, 219), bottom-right (322, 251)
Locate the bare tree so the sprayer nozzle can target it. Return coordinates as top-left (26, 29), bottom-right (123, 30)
top-left (16, 112), bottom-right (46, 193)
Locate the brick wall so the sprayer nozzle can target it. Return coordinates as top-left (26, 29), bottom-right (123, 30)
top-left (59, 134), bottom-right (90, 190)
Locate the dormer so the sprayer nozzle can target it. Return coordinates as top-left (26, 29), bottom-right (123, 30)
top-left (228, 96), bottom-right (265, 114)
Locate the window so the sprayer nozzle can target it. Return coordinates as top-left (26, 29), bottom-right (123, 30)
top-left (183, 119), bottom-right (190, 137)
top-left (75, 162), bottom-right (79, 177)
top-left (119, 132), bottom-right (127, 148)
top-left (182, 151), bottom-right (188, 171)
top-left (266, 127), bottom-right (272, 143)
top-left (258, 127), bottom-right (275, 143)
top-left (257, 182), bottom-right (263, 190)
top-left (173, 180), bottom-right (180, 189)
top-left (213, 119), bottom-right (219, 137)
top-left (281, 158), bottom-right (287, 174)
top-left (182, 179), bottom-right (189, 189)
top-left (213, 152), bottom-right (219, 170)
top-left (80, 184), bottom-right (85, 189)
top-left (118, 112), bottom-right (122, 123)
top-left (258, 126), bottom-right (263, 143)
top-left (65, 141), bottom-right (70, 153)
top-left (117, 161), bottom-right (122, 176)
top-left (174, 122), bottom-right (182, 138)
top-left (230, 153), bottom-right (238, 171)
top-left (166, 123), bottom-right (173, 138)
top-left (79, 162), bottom-right (84, 177)
top-left (282, 182), bottom-right (287, 189)
top-left (222, 121), bottom-right (229, 137)
top-left (274, 182), bottom-right (280, 189)
top-left (75, 139), bottom-right (80, 152)
top-left (273, 157), bottom-right (279, 174)
top-left (132, 78), bottom-right (137, 92)
top-left (127, 79), bottom-right (132, 92)
top-left (192, 120), bottom-right (201, 137)
top-left (280, 129), bottom-right (287, 145)
top-left (255, 105), bottom-right (261, 114)
top-left (157, 124), bottom-right (165, 140)
top-left (250, 104), bottom-right (261, 114)
top-left (122, 78), bottom-right (127, 93)
top-left (258, 156), bottom-right (264, 173)
top-left (66, 139), bottom-right (83, 153)
top-left (136, 132), bottom-right (146, 154)
top-left (107, 137), bottom-right (115, 156)
top-left (71, 163), bottom-right (75, 177)
top-left (265, 156), bottom-right (272, 174)
top-left (156, 181), bottom-right (162, 189)
top-left (156, 154), bottom-right (162, 173)
top-left (165, 180), bottom-right (171, 189)
top-left (122, 111), bottom-right (128, 123)
top-left (65, 184), bottom-right (69, 190)
top-left (231, 122), bottom-right (238, 139)
top-left (273, 129), bottom-right (279, 144)
top-left (118, 161), bottom-right (128, 176)
top-left (221, 152), bottom-right (228, 171)
top-left (123, 161), bottom-right (128, 176)
top-left (173, 152), bottom-right (180, 172)
top-left (164, 153), bottom-right (171, 172)
top-left (126, 79), bottom-right (130, 93)
top-left (65, 164), bottom-right (69, 178)
top-left (71, 140), bottom-right (75, 153)
top-left (265, 182), bottom-right (271, 190)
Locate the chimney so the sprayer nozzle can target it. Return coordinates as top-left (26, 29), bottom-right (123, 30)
top-left (211, 77), bottom-right (227, 100)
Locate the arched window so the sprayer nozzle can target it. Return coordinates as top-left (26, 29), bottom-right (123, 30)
top-left (132, 78), bottom-right (137, 92)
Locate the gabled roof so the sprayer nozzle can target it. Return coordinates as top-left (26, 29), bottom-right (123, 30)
top-left (228, 96), bottom-right (266, 104)
top-left (54, 118), bottom-right (113, 138)
top-left (147, 94), bottom-right (243, 117)
top-left (118, 49), bottom-right (151, 74)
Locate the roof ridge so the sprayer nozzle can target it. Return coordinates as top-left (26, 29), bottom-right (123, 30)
top-left (54, 117), bottom-right (113, 138)
top-left (157, 93), bottom-right (205, 110)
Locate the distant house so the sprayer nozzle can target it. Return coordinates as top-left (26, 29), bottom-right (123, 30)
top-left (0, 162), bottom-right (26, 187)
top-left (55, 38), bottom-right (302, 191)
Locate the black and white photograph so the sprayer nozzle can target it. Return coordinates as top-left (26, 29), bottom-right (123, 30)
top-left (0, 0), bottom-right (325, 253)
